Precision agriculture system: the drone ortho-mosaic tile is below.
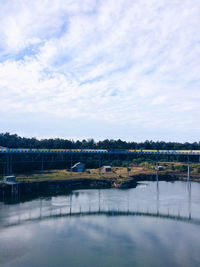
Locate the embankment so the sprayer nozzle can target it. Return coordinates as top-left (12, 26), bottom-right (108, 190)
top-left (0, 178), bottom-right (137, 198)
top-left (0, 172), bottom-right (199, 199)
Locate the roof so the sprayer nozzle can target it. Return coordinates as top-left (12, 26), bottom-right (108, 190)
top-left (72, 162), bottom-right (85, 168)
top-left (102, 165), bottom-right (112, 168)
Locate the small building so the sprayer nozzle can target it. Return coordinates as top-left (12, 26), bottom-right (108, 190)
top-left (4, 176), bottom-right (16, 183)
top-left (71, 162), bottom-right (85, 172)
top-left (3, 176), bottom-right (20, 195)
top-left (102, 165), bottom-right (112, 172)
top-left (155, 166), bottom-right (163, 171)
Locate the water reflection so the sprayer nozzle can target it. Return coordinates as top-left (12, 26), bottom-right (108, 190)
top-left (156, 180), bottom-right (159, 214)
top-left (1, 181), bottom-right (200, 267)
top-left (1, 181), bottom-right (200, 227)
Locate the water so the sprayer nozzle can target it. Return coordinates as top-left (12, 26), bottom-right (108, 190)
top-left (0, 181), bottom-right (200, 267)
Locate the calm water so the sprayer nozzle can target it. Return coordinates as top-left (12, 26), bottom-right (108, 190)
top-left (0, 181), bottom-right (200, 267)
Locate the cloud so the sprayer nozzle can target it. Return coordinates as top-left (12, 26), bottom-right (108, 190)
top-left (0, 0), bottom-right (200, 141)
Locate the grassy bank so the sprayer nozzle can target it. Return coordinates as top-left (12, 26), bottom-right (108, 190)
top-left (15, 162), bottom-right (200, 183)
top-left (16, 167), bottom-right (131, 182)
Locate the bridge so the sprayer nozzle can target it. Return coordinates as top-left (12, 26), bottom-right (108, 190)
top-left (1, 148), bottom-right (200, 181)
top-left (1, 148), bottom-right (200, 155)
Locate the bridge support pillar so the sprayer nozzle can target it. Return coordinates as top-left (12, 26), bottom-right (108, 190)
top-left (41, 155), bottom-right (44, 174)
top-left (10, 155), bottom-right (12, 175)
top-left (6, 154), bottom-right (9, 176)
top-left (156, 155), bottom-right (158, 183)
top-left (70, 153), bottom-right (73, 176)
top-left (6, 154), bottom-right (13, 176)
top-left (2, 162), bottom-right (5, 178)
top-left (187, 156), bottom-right (190, 182)
top-left (98, 155), bottom-right (101, 177)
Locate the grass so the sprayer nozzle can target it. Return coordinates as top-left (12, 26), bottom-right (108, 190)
top-left (16, 168), bottom-right (126, 182)
top-left (16, 167), bottom-right (145, 182)
top-left (15, 162), bottom-right (200, 182)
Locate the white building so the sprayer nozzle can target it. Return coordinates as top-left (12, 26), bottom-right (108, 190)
top-left (102, 166), bottom-right (112, 172)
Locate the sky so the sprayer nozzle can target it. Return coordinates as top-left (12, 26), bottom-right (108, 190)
top-left (0, 0), bottom-right (200, 142)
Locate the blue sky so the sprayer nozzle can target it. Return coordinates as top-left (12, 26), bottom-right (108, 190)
top-left (0, 0), bottom-right (200, 142)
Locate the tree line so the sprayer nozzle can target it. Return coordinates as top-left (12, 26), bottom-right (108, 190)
top-left (0, 132), bottom-right (200, 150)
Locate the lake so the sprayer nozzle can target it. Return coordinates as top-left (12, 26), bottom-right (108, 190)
top-left (0, 181), bottom-right (200, 267)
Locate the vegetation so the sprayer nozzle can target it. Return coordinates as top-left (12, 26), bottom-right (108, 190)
top-left (1, 132), bottom-right (200, 150)
top-left (16, 168), bottom-right (130, 182)
top-left (15, 162), bottom-right (200, 183)
top-left (1, 133), bottom-right (200, 176)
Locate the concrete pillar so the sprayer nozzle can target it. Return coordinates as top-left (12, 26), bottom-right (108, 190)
top-left (156, 155), bottom-right (158, 183)
top-left (41, 155), bottom-right (44, 174)
top-left (98, 154), bottom-right (101, 177)
top-left (187, 156), bottom-right (190, 182)
top-left (10, 155), bottom-right (12, 175)
top-left (6, 154), bottom-right (9, 176)
top-left (70, 153), bottom-right (73, 176)
top-left (80, 152), bottom-right (83, 162)
top-left (3, 162), bottom-right (5, 177)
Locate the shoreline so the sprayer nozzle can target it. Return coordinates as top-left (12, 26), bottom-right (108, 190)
top-left (0, 171), bottom-right (199, 200)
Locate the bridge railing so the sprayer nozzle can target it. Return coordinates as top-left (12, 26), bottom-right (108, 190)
top-left (1, 148), bottom-right (200, 155)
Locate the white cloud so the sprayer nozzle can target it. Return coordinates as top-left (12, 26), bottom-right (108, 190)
top-left (0, 0), bottom-right (200, 140)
